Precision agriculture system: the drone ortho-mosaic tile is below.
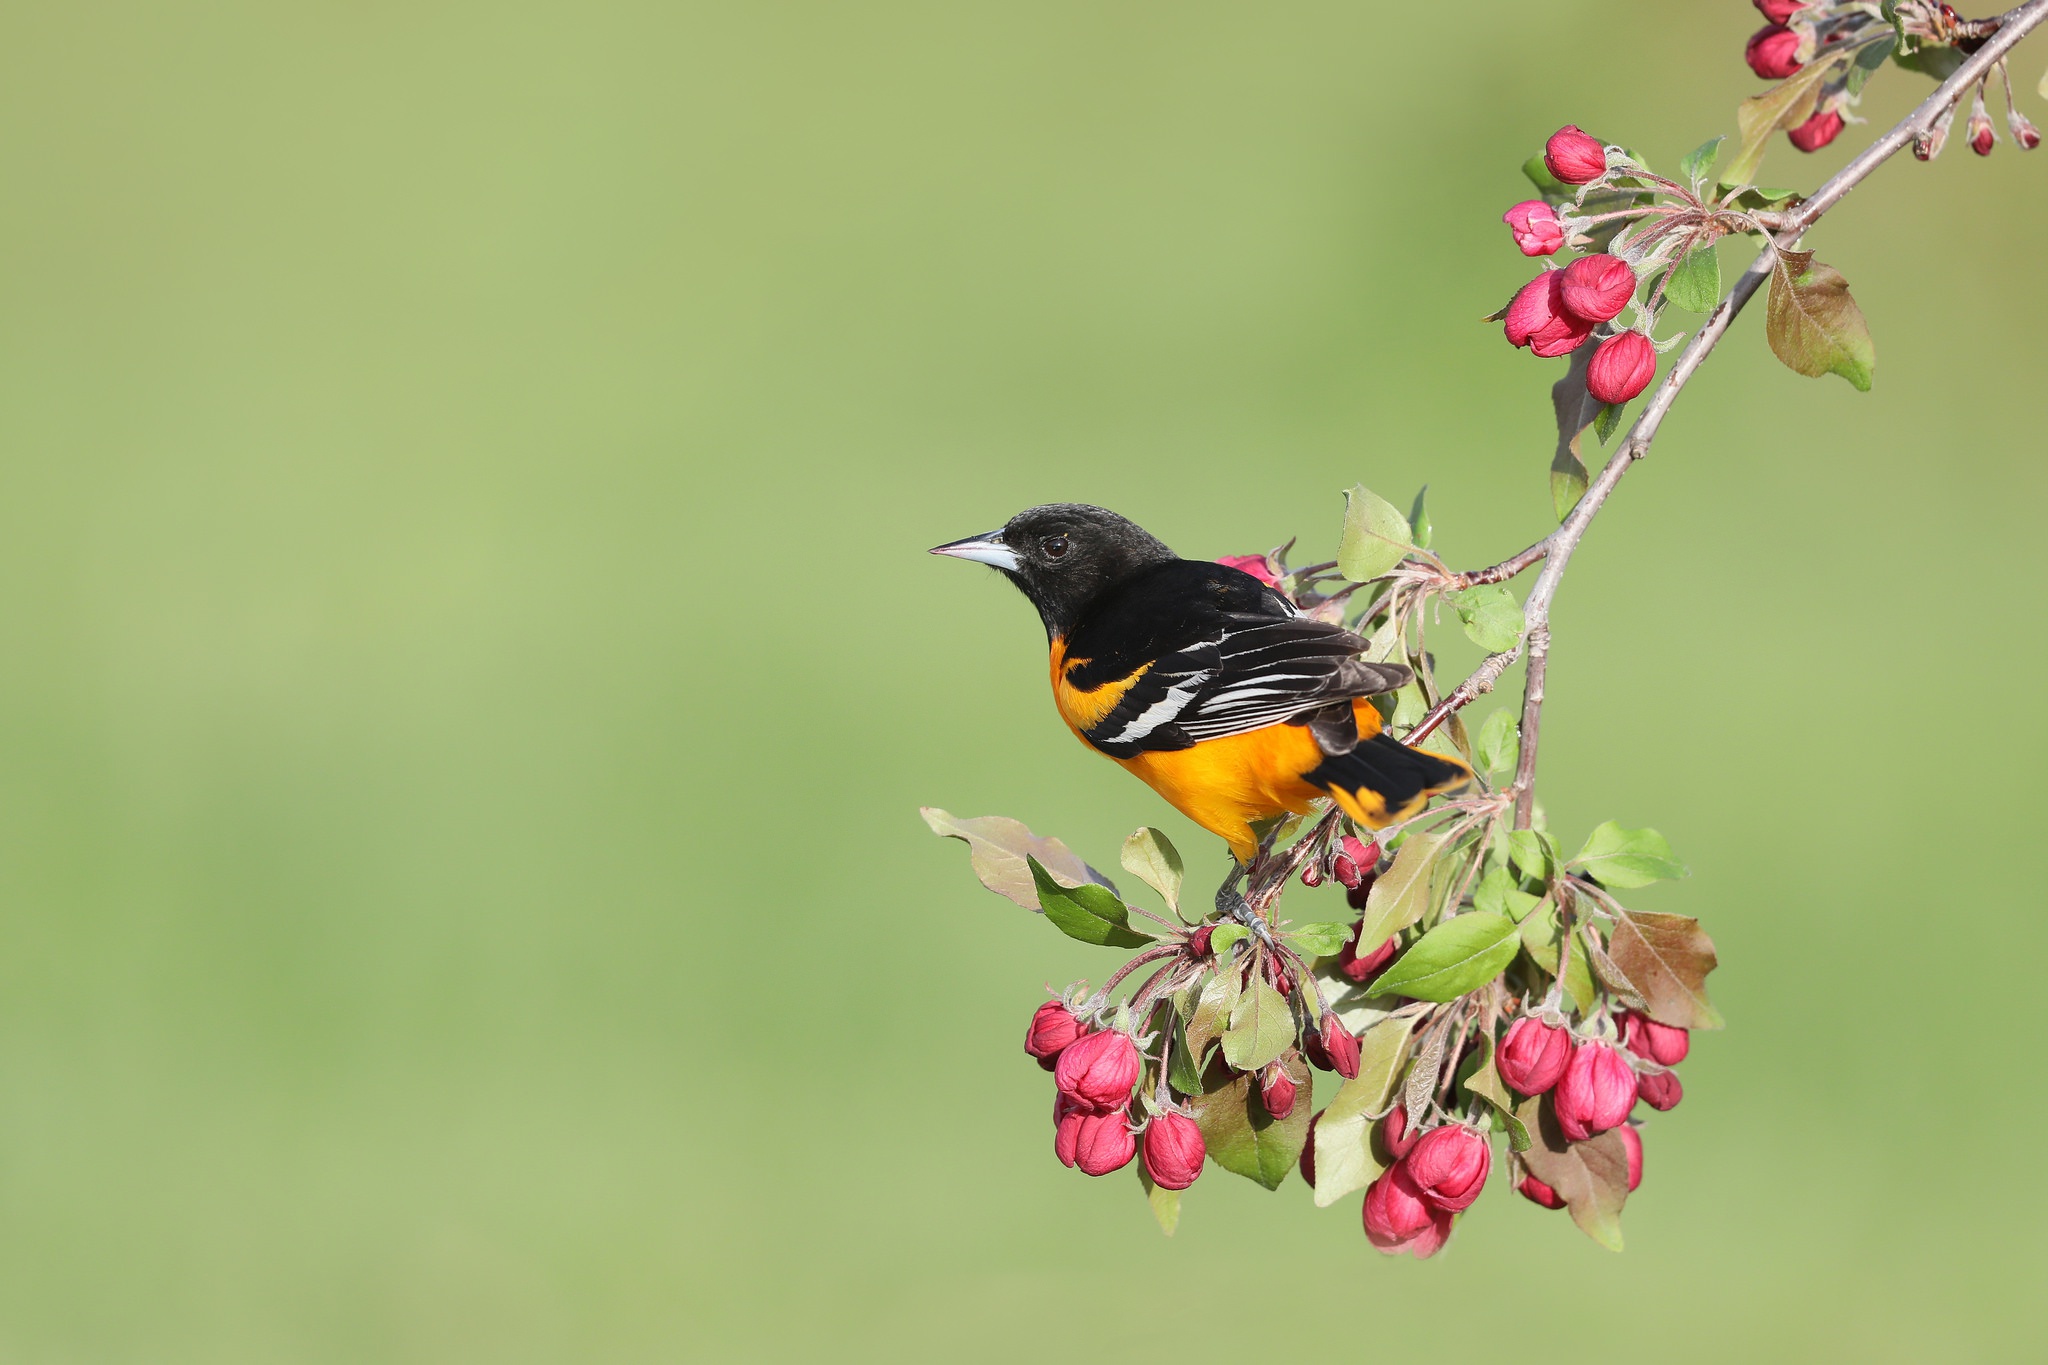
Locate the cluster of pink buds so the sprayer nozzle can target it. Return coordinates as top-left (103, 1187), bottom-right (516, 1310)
top-left (1499, 1009), bottom-right (1692, 1211)
top-left (1032, 1005), bottom-right (1211, 1186)
top-left (1361, 1110), bottom-right (1491, 1258)
top-left (1494, 127), bottom-right (1666, 406)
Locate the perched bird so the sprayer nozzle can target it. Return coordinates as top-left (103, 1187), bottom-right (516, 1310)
top-left (932, 504), bottom-right (1470, 863)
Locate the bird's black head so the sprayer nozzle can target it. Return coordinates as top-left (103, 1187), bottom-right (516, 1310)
top-left (931, 503), bottom-right (1176, 639)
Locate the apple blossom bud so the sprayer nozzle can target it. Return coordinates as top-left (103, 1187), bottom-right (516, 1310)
top-left (1558, 254), bottom-right (1637, 324)
top-left (1265, 958), bottom-right (1293, 996)
top-left (1503, 199), bottom-right (1565, 257)
top-left (1318, 1014), bottom-right (1360, 1079)
top-left (1336, 929), bottom-right (1398, 984)
top-left (1072, 1108), bottom-right (1136, 1176)
top-left (1142, 1112), bottom-right (1206, 1190)
top-left (1025, 1001), bottom-right (1087, 1070)
top-left (1407, 1124), bottom-right (1492, 1211)
top-left (1555, 1041), bottom-right (1639, 1141)
top-left (1790, 109), bottom-right (1845, 153)
top-left (1635, 1068), bottom-right (1684, 1111)
top-left (1333, 836), bottom-right (1378, 889)
top-left (1299, 861), bottom-right (1323, 887)
top-left (1188, 923), bottom-right (1214, 957)
top-left (1054, 1030), bottom-right (1140, 1109)
top-left (1621, 1012), bottom-right (1690, 1066)
top-left (1364, 1164), bottom-right (1455, 1258)
top-left (1517, 1172), bottom-right (1566, 1209)
top-left (1586, 330), bottom-right (1657, 405)
top-left (1216, 554), bottom-right (1281, 587)
top-left (1504, 271), bottom-right (1593, 358)
top-left (2009, 108), bottom-right (2041, 151)
top-left (1970, 112), bottom-right (1996, 157)
top-left (1498, 1017), bottom-right (1572, 1095)
top-left (1753, 0), bottom-right (1807, 20)
top-left (1053, 1093), bottom-right (1087, 1167)
top-left (1260, 1063), bottom-right (1298, 1120)
top-left (1745, 24), bottom-right (1804, 80)
top-left (1544, 125), bottom-right (1607, 185)
top-left (1300, 1112), bottom-right (1320, 1186)
top-left (1377, 1103), bottom-right (1417, 1161)
top-left (1620, 1123), bottom-right (1644, 1191)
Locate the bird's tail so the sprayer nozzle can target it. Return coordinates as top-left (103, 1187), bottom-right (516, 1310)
top-left (1304, 733), bottom-right (1473, 829)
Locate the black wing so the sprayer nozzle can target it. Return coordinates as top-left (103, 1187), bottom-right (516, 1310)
top-left (1059, 561), bottom-right (1411, 759)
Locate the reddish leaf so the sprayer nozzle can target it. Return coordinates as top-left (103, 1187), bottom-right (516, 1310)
top-left (1517, 1095), bottom-right (1630, 1250)
top-left (1607, 909), bottom-right (1723, 1030)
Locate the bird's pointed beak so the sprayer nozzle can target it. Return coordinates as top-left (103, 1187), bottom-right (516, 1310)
top-left (929, 530), bottom-right (1019, 571)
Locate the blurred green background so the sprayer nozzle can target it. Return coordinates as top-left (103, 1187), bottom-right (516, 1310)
top-left (0, 1), bottom-right (2042, 1359)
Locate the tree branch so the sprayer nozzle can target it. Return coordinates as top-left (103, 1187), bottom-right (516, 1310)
top-left (1408, 0), bottom-right (2048, 828)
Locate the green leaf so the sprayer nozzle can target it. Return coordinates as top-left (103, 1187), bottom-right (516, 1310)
top-left (1221, 977), bottom-right (1295, 1073)
top-left (1718, 184), bottom-right (1800, 212)
top-left (921, 808), bottom-right (1118, 910)
top-left (1766, 250), bottom-right (1875, 392)
top-left (1677, 134), bottom-right (1724, 186)
top-left (1522, 154), bottom-right (1565, 198)
top-left (1208, 924), bottom-right (1249, 957)
top-left (1309, 1016), bottom-right (1418, 1207)
top-left (1516, 1096), bottom-right (1630, 1251)
top-left (1188, 1053), bottom-right (1311, 1190)
top-left (1336, 484), bottom-right (1412, 582)
top-left (1182, 971), bottom-right (1240, 1061)
top-left (1507, 828), bottom-right (1554, 883)
top-left (1474, 865), bottom-right (1540, 923)
top-left (1354, 826), bottom-right (1453, 955)
top-left (1119, 827), bottom-right (1184, 915)
top-left (1168, 1017), bottom-right (1206, 1096)
top-left (1028, 857), bottom-right (1154, 949)
top-left (1846, 33), bottom-right (1895, 95)
top-left (1572, 821), bottom-right (1688, 888)
top-left (1458, 1033), bottom-right (1531, 1151)
top-left (1407, 486), bottom-right (1433, 551)
top-left (1723, 50), bottom-right (1852, 187)
top-left (1593, 401), bottom-right (1625, 444)
top-left (1549, 342), bottom-right (1598, 522)
top-left (1519, 901), bottom-right (1596, 1014)
top-left (1894, 43), bottom-right (1964, 83)
top-left (1664, 242), bottom-right (1722, 314)
top-left (1607, 908), bottom-right (1723, 1030)
top-left (1136, 1164), bottom-right (1180, 1235)
top-left (1473, 709), bottom-right (1518, 775)
top-left (1448, 584), bottom-right (1526, 654)
top-left (1288, 922), bottom-right (1352, 957)
top-left (1371, 911), bottom-right (1521, 1002)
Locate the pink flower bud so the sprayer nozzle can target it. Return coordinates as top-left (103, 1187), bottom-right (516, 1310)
top-left (1558, 254), bottom-right (1637, 324)
top-left (1621, 1012), bottom-right (1690, 1066)
top-left (1544, 125), bottom-right (1607, 185)
top-left (1299, 861), bottom-right (1323, 887)
top-left (1407, 1124), bottom-right (1492, 1212)
top-left (1260, 1063), bottom-right (1298, 1120)
top-left (1336, 929), bottom-right (1398, 984)
top-left (1753, 0), bottom-right (1807, 20)
top-left (2009, 109), bottom-right (2041, 151)
top-left (1504, 271), bottom-right (1594, 358)
top-left (1363, 1164), bottom-right (1455, 1258)
top-left (1970, 113), bottom-right (1996, 157)
top-left (1332, 836), bottom-right (1378, 889)
top-left (1503, 199), bottom-right (1565, 256)
top-left (1554, 1041), bottom-right (1639, 1141)
top-left (1318, 1015), bottom-right (1360, 1079)
top-left (1377, 1104), bottom-right (1417, 1161)
top-left (1620, 1122), bottom-right (1644, 1191)
top-left (1217, 554), bottom-right (1281, 587)
top-left (1054, 1030), bottom-right (1140, 1109)
top-left (1497, 1017), bottom-right (1571, 1095)
top-left (1265, 958), bottom-right (1294, 997)
top-left (1300, 1112), bottom-right (1320, 1186)
top-left (1635, 1068), bottom-right (1683, 1111)
top-left (1586, 330), bottom-right (1657, 405)
top-left (1789, 109), bottom-right (1844, 152)
top-left (1188, 924), bottom-right (1214, 957)
top-left (1072, 1108), bottom-right (1136, 1176)
top-left (1517, 1172), bottom-right (1566, 1209)
top-left (1025, 1000), bottom-right (1086, 1069)
top-left (1142, 1112), bottom-right (1205, 1190)
top-left (1053, 1093), bottom-right (1088, 1167)
top-left (1745, 24), bottom-right (1804, 80)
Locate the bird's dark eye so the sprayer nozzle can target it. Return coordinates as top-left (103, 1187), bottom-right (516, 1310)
top-left (1042, 535), bottom-right (1070, 560)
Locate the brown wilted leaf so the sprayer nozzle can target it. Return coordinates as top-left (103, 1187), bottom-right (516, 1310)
top-left (1517, 1095), bottom-right (1630, 1251)
top-left (1608, 909), bottom-right (1724, 1030)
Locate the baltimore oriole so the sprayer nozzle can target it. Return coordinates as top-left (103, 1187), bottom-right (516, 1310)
top-left (933, 504), bottom-right (1471, 863)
